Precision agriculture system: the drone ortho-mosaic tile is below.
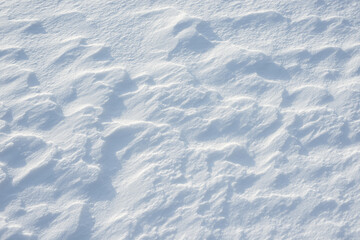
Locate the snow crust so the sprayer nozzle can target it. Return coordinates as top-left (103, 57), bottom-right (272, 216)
top-left (1, 0), bottom-right (360, 239)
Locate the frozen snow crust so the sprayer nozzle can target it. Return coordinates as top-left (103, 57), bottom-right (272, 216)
top-left (1, 0), bottom-right (360, 239)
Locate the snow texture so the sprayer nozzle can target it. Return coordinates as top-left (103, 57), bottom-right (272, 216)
top-left (0, 0), bottom-right (360, 239)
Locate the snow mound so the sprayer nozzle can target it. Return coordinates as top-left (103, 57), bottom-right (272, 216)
top-left (1, 0), bottom-right (360, 239)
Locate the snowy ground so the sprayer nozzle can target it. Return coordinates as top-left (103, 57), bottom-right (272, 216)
top-left (0, 0), bottom-right (360, 239)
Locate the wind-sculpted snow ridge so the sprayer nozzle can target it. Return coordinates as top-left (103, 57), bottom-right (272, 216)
top-left (1, 0), bottom-right (360, 239)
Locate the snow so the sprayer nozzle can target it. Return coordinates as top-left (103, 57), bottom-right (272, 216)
top-left (0, 0), bottom-right (360, 239)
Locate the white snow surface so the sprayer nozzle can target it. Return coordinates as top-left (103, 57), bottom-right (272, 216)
top-left (1, 0), bottom-right (360, 239)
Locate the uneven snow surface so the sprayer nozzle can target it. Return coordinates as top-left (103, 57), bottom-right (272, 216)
top-left (1, 0), bottom-right (360, 239)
